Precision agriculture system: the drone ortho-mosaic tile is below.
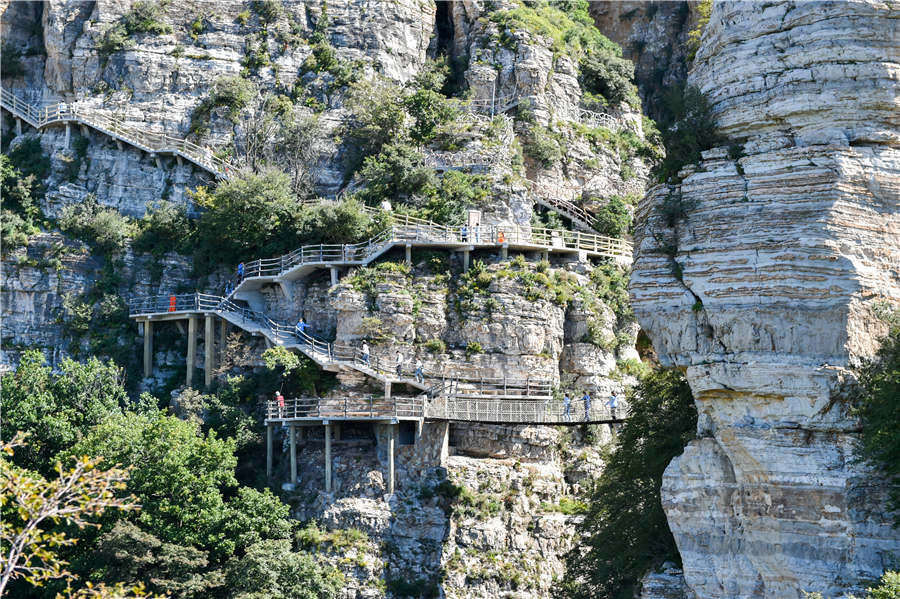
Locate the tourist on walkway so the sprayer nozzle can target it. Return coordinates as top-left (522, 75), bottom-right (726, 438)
top-left (381, 199), bottom-right (392, 212)
top-left (472, 224), bottom-right (480, 243)
top-left (361, 341), bottom-right (370, 366)
top-left (237, 262), bottom-right (245, 281)
top-left (563, 393), bottom-right (571, 421)
top-left (224, 281), bottom-right (233, 296)
top-left (295, 318), bottom-right (309, 342)
top-left (607, 391), bottom-right (618, 420)
top-left (583, 392), bottom-right (592, 422)
top-left (275, 391), bottom-right (285, 418)
top-left (395, 352), bottom-right (404, 377)
top-left (414, 358), bottom-right (424, 384)
top-left (460, 224), bottom-right (468, 242)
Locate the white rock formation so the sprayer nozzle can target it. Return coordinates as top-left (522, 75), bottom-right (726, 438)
top-left (630, 2), bottom-right (900, 597)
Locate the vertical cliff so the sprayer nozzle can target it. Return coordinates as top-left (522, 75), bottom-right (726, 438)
top-left (630, 1), bottom-right (900, 597)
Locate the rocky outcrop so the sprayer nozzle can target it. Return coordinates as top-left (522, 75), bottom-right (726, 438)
top-left (630, 1), bottom-right (900, 597)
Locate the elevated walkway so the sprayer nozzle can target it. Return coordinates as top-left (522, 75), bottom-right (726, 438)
top-left (0, 89), bottom-right (232, 179)
top-left (225, 212), bottom-right (631, 300)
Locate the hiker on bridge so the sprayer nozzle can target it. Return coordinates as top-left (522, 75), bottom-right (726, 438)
top-left (381, 199), bottom-right (392, 212)
top-left (395, 352), bottom-right (405, 377)
top-left (237, 262), bottom-right (245, 281)
top-left (295, 318), bottom-right (309, 341)
top-left (361, 342), bottom-right (370, 366)
top-left (275, 391), bottom-right (285, 417)
top-left (414, 358), bottom-right (424, 384)
top-left (460, 224), bottom-right (468, 242)
top-left (563, 393), bottom-right (571, 421)
top-left (224, 281), bottom-right (233, 296)
top-left (472, 224), bottom-right (480, 243)
top-left (583, 392), bottom-right (592, 422)
top-left (607, 391), bottom-right (618, 420)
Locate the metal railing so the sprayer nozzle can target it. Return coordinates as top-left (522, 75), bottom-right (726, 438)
top-left (265, 396), bottom-right (425, 420)
top-left (220, 219), bottom-right (631, 296)
top-left (264, 395), bottom-right (622, 424)
top-left (129, 293), bottom-right (555, 398)
top-left (427, 396), bottom-right (621, 424)
top-left (0, 89), bottom-right (233, 179)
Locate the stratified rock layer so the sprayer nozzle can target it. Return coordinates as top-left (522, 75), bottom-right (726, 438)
top-left (630, 1), bottom-right (900, 597)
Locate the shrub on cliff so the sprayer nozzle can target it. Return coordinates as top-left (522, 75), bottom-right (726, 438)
top-left (854, 310), bottom-right (900, 526)
top-left (654, 85), bottom-right (722, 183)
top-left (558, 368), bottom-right (696, 599)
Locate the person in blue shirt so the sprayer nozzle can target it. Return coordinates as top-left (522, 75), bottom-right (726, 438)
top-left (460, 224), bottom-right (468, 242)
top-left (583, 392), bottom-right (591, 422)
top-left (295, 318), bottom-right (309, 343)
top-left (237, 262), bottom-right (245, 280)
top-left (607, 391), bottom-right (618, 420)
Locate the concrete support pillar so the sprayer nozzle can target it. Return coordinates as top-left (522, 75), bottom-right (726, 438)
top-left (501, 244), bottom-right (508, 260)
top-left (80, 124), bottom-right (88, 136)
top-left (541, 250), bottom-right (549, 261)
top-left (142, 320), bottom-right (153, 378)
top-left (204, 314), bottom-right (214, 387)
top-left (289, 424), bottom-right (297, 485)
top-left (334, 423), bottom-right (341, 441)
top-left (415, 418), bottom-right (423, 440)
top-left (15, 118), bottom-right (22, 136)
top-left (385, 380), bottom-right (392, 398)
top-left (387, 424), bottom-right (396, 495)
top-left (116, 139), bottom-right (123, 151)
top-left (176, 155), bottom-right (183, 166)
top-left (154, 154), bottom-right (163, 170)
top-left (64, 123), bottom-right (71, 149)
top-left (186, 316), bottom-right (197, 388)
top-left (330, 267), bottom-right (339, 286)
top-left (324, 423), bottom-right (332, 493)
top-left (219, 318), bottom-right (228, 358)
top-left (405, 244), bottom-right (412, 266)
top-left (266, 424), bottom-right (273, 479)
top-left (463, 250), bottom-right (470, 272)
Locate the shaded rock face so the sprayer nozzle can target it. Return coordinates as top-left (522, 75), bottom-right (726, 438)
top-left (589, 0), bottom-right (694, 122)
top-left (630, 2), bottom-right (900, 597)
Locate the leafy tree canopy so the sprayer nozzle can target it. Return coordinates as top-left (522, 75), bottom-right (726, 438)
top-left (559, 368), bottom-right (696, 599)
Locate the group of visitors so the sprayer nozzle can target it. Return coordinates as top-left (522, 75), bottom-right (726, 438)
top-left (562, 391), bottom-right (618, 422)
top-left (394, 352), bottom-right (425, 383)
top-left (460, 224), bottom-right (482, 243)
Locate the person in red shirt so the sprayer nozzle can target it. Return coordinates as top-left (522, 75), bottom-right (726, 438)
top-left (275, 391), bottom-right (285, 417)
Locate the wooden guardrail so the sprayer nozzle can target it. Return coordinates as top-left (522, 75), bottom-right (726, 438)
top-left (0, 88), bottom-right (233, 178)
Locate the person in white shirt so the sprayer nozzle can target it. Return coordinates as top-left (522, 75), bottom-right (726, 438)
top-left (361, 341), bottom-right (370, 366)
top-left (414, 359), bottom-right (424, 383)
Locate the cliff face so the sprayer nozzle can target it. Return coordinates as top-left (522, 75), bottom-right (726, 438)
top-left (630, 1), bottom-right (900, 597)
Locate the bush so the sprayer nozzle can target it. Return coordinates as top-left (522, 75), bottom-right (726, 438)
top-left (686, 0), bottom-right (712, 61)
top-left (655, 85), bottom-right (722, 182)
top-left (523, 125), bottom-right (563, 168)
top-left (0, 153), bottom-right (42, 250)
top-left (190, 75), bottom-right (256, 135)
top-left (424, 338), bottom-right (447, 354)
top-left (59, 196), bottom-right (136, 254)
top-left (403, 88), bottom-right (459, 144)
top-left (465, 341), bottom-right (483, 358)
top-left (132, 201), bottom-right (193, 257)
top-left (558, 368), bottom-right (696, 599)
top-left (854, 311), bottom-right (900, 525)
top-left (579, 50), bottom-right (638, 107)
top-left (250, 0), bottom-right (282, 24)
top-left (357, 142), bottom-right (435, 203)
top-left (100, 1), bottom-right (172, 59)
top-left (593, 196), bottom-right (632, 238)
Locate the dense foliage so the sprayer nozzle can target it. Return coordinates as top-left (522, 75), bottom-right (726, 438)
top-left (2, 351), bottom-right (342, 599)
top-left (854, 311), bottom-right (900, 525)
top-left (559, 368), bottom-right (696, 599)
top-left (489, 0), bottom-right (640, 108)
top-left (0, 152), bottom-right (42, 250)
top-left (654, 85), bottom-right (723, 182)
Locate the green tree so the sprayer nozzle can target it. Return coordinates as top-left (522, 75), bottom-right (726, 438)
top-left (559, 368), bottom-right (696, 599)
top-left (0, 153), bottom-right (42, 250)
top-left (67, 410), bottom-right (238, 556)
top-left (344, 79), bottom-right (409, 158)
top-left (403, 88), bottom-right (458, 144)
top-left (854, 313), bottom-right (900, 525)
top-left (592, 196), bottom-right (632, 238)
top-left (655, 85), bottom-right (722, 183)
top-left (1, 351), bottom-right (127, 475)
top-left (192, 169), bottom-right (299, 272)
top-left (224, 539), bottom-right (342, 599)
top-left (356, 143), bottom-right (435, 204)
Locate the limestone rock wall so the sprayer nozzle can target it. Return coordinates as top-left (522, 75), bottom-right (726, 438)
top-left (630, 1), bottom-right (900, 597)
